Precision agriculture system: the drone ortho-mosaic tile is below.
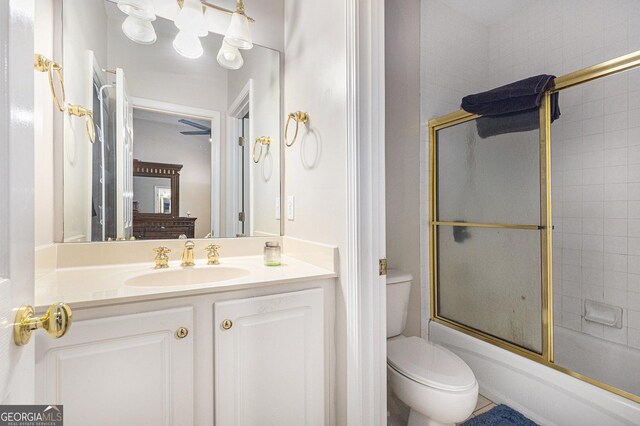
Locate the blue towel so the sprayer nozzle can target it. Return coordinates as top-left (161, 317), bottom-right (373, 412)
top-left (461, 75), bottom-right (560, 138)
top-left (463, 404), bottom-right (538, 426)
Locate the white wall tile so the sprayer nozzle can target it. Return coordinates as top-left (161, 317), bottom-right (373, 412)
top-left (604, 253), bottom-right (627, 272)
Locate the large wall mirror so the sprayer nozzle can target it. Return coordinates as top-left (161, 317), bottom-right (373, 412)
top-left (61, 0), bottom-right (282, 241)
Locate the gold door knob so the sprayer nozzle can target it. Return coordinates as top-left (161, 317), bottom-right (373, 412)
top-left (176, 327), bottom-right (189, 339)
top-left (14, 303), bottom-right (73, 346)
top-left (221, 319), bottom-right (233, 330)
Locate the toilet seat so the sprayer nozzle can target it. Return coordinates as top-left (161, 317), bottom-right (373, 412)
top-left (387, 336), bottom-right (476, 392)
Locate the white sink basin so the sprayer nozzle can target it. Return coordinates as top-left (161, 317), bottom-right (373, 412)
top-left (125, 266), bottom-right (251, 287)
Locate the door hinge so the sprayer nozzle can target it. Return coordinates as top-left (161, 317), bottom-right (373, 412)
top-left (238, 136), bottom-right (246, 147)
top-left (238, 212), bottom-right (245, 222)
top-left (379, 258), bottom-right (387, 276)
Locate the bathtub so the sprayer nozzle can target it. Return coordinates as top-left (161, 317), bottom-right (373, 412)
top-left (429, 322), bottom-right (640, 426)
top-left (554, 326), bottom-right (640, 398)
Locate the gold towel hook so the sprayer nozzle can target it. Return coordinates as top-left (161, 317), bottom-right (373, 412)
top-left (68, 104), bottom-right (96, 144)
top-left (284, 111), bottom-right (309, 147)
top-left (34, 54), bottom-right (66, 112)
top-left (253, 136), bottom-right (271, 163)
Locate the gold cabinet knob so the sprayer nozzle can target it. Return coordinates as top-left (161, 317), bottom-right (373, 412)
top-left (14, 303), bottom-right (73, 346)
top-left (176, 327), bottom-right (189, 339)
top-left (221, 319), bottom-right (233, 330)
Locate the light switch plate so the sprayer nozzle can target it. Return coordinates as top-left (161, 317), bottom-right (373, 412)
top-left (276, 197), bottom-right (281, 220)
top-left (287, 196), bottom-right (295, 221)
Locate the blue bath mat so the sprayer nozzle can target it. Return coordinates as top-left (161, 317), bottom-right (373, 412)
top-left (462, 404), bottom-right (538, 426)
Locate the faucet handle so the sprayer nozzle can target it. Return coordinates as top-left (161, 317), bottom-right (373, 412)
top-left (153, 246), bottom-right (171, 269)
top-left (205, 244), bottom-right (221, 265)
top-left (153, 246), bottom-right (171, 255)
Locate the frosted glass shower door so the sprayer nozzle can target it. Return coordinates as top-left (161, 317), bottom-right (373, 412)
top-left (432, 118), bottom-right (545, 355)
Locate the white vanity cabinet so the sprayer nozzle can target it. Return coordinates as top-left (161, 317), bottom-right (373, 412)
top-left (35, 307), bottom-right (194, 426)
top-left (214, 288), bottom-right (325, 426)
top-left (34, 277), bottom-right (334, 425)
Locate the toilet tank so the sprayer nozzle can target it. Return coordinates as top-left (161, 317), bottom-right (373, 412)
top-left (386, 269), bottom-right (413, 338)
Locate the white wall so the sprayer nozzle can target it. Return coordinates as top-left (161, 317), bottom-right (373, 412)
top-left (132, 118), bottom-right (212, 238)
top-left (385, 0), bottom-right (421, 337)
top-left (228, 46), bottom-right (281, 236)
top-left (284, 0), bottom-right (347, 422)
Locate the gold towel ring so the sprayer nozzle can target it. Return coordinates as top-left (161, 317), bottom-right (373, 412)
top-left (68, 104), bottom-right (96, 144)
top-left (253, 136), bottom-right (271, 163)
top-left (34, 54), bottom-right (66, 112)
top-left (284, 111), bottom-right (309, 147)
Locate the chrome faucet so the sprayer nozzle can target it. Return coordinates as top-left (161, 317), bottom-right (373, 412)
top-left (181, 240), bottom-right (196, 267)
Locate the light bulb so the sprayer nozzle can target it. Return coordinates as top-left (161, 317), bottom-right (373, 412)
top-left (217, 41), bottom-right (243, 69)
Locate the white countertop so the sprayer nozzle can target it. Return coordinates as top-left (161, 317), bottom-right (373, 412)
top-left (35, 255), bottom-right (336, 310)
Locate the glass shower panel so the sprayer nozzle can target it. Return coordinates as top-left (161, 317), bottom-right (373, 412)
top-left (551, 71), bottom-right (640, 397)
top-left (437, 225), bottom-right (543, 353)
top-left (437, 120), bottom-right (540, 225)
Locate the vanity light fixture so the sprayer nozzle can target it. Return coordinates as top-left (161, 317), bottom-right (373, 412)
top-left (115, 0), bottom-right (254, 66)
top-left (122, 15), bottom-right (157, 45)
top-left (223, 0), bottom-right (253, 50)
top-left (117, 0), bottom-right (157, 45)
top-left (117, 0), bottom-right (156, 21)
top-left (173, 29), bottom-right (204, 59)
top-left (216, 41), bottom-right (243, 70)
top-left (175, 0), bottom-right (208, 37)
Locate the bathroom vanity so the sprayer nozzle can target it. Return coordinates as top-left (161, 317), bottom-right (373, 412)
top-left (34, 239), bottom-right (337, 425)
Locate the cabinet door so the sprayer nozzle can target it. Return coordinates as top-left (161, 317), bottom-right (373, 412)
top-left (36, 307), bottom-right (193, 426)
top-left (215, 288), bottom-right (324, 426)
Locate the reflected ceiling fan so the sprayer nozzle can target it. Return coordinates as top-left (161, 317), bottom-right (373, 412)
top-left (178, 118), bottom-right (211, 137)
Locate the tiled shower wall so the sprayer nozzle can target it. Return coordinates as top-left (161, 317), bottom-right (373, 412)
top-left (487, 0), bottom-right (640, 349)
top-left (421, 0), bottom-right (640, 347)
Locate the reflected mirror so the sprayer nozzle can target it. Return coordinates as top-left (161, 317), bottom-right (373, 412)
top-left (62, 0), bottom-right (281, 241)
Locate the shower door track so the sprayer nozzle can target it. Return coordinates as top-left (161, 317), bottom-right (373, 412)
top-left (428, 50), bottom-right (640, 404)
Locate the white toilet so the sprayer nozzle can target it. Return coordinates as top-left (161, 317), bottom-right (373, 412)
top-left (386, 270), bottom-right (478, 426)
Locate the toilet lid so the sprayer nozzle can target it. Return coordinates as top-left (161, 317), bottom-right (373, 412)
top-left (387, 336), bottom-right (476, 392)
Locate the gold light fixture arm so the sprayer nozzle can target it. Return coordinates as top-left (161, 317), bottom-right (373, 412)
top-left (175, 0), bottom-right (255, 22)
top-left (68, 104), bottom-right (96, 144)
top-left (14, 303), bottom-right (73, 346)
top-left (284, 112), bottom-right (309, 147)
top-left (253, 136), bottom-right (271, 163)
top-left (34, 53), bottom-right (66, 112)
top-left (200, 0), bottom-right (255, 22)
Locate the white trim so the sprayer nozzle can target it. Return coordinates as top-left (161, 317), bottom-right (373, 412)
top-left (226, 80), bottom-right (254, 237)
top-left (130, 97), bottom-right (222, 237)
top-left (346, 0), bottom-right (386, 424)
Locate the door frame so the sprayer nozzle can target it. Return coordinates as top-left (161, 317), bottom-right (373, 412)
top-left (227, 79), bottom-right (254, 237)
top-left (131, 97), bottom-right (221, 237)
top-left (346, 0), bottom-right (387, 424)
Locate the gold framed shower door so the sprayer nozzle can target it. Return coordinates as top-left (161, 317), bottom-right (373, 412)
top-left (428, 50), bottom-right (640, 404)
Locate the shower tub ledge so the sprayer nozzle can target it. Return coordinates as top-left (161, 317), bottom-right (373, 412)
top-left (429, 322), bottom-right (640, 426)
